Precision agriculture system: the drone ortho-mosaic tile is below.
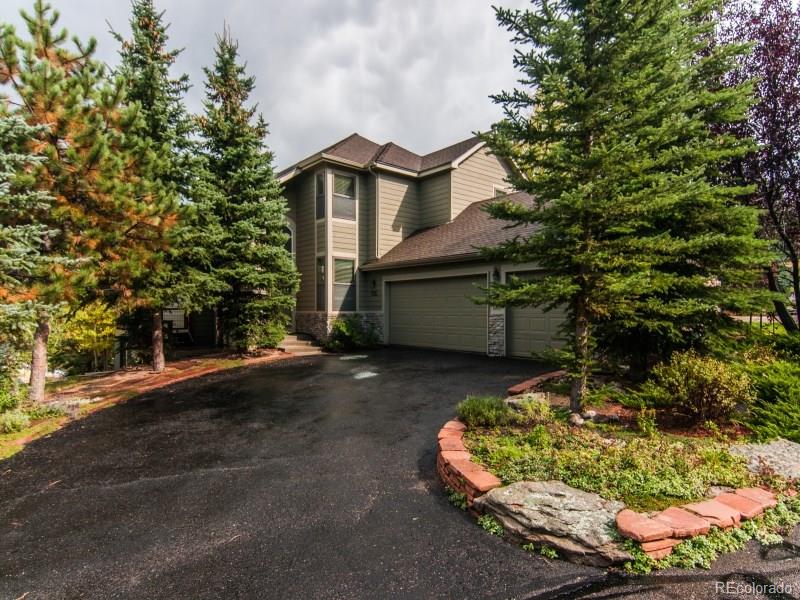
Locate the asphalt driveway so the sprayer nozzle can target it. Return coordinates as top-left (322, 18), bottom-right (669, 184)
top-left (1, 349), bottom-right (798, 599)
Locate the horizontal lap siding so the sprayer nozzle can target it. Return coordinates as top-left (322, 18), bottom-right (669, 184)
top-left (419, 171), bottom-right (451, 228)
top-left (378, 173), bottom-right (419, 257)
top-left (451, 147), bottom-right (512, 219)
top-left (290, 173), bottom-right (316, 312)
top-left (332, 221), bottom-right (357, 255)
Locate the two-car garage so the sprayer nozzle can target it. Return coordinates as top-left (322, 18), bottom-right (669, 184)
top-left (384, 271), bottom-right (564, 358)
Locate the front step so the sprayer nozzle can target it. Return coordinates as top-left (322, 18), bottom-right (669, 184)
top-left (279, 334), bottom-right (324, 355)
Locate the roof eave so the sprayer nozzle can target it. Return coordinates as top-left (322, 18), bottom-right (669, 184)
top-left (360, 252), bottom-right (482, 272)
top-left (279, 153), bottom-right (368, 184)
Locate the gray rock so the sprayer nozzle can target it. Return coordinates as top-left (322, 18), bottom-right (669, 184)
top-left (730, 438), bottom-right (800, 479)
top-left (506, 392), bottom-right (549, 410)
top-left (474, 481), bottom-right (631, 566)
top-left (582, 410), bottom-right (598, 421)
top-left (568, 413), bottom-right (585, 427)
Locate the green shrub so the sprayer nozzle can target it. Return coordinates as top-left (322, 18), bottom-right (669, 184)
top-left (770, 332), bottom-right (800, 360)
top-left (477, 514), bottom-right (504, 536)
top-left (0, 410), bottom-right (30, 434)
top-left (638, 351), bottom-right (754, 423)
top-left (456, 395), bottom-right (513, 427)
top-left (637, 408), bottom-right (658, 438)
top-left (0, 379), bottom-right (21, 414)
top-left (25, 404), bottom-right (66, 421)
top-left (445, 487), bottom-right (467, 511)
top-left (323, 315), bottom-right (379, 352)
top-left (745, 360), bottom-right (800, 443)
top-left (514, 398), bottom-right (554, 425)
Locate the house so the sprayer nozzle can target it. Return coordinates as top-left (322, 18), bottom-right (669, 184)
top-left (279, 133), bottom-right (564, 358)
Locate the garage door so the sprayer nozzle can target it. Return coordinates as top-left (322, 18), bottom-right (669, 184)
top-left (507, 272), bottom-right (566, 358)
top-left (388, 275), bottom-right (487, 353)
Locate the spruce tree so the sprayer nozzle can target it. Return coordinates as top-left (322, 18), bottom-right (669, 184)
top-left (0, 115), bottom-right (53, 393)
top-left (0, 0), bottom-right (174, 402)
top-left (482, 0), bottom-right (770, 412)
top-left (199, 28), bottom-right (298, 351)
top-left (112, 0), bottom-right (226, 372)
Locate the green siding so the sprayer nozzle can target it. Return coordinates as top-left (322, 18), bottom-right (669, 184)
top-left (451, 147), bottom-right (511, 218)
top-left (286, 173), bottom-right (317, 312)
top-left (419, 171), bottom-right (451, 228)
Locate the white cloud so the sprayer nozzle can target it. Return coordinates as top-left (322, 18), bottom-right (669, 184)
top-left (0, 0), bottom-right (529, 166)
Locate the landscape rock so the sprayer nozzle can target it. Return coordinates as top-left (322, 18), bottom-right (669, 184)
top-left (582, 410), bottom-right (598, 421)
top-left (474, 481), bottom-right (631, 566)
top-left (568, 413), bottom-right (585, 427)
top-left (730, 439), bottom-right (800, 479)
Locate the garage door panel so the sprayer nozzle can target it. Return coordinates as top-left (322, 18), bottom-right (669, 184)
top-left (506, 271), bottom-right (566, 359)
top-left (388, 276), bottom-right (487, 353)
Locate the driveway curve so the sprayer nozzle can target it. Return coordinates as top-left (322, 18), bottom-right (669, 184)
top-left (1, 349), bottom-right (797, 599)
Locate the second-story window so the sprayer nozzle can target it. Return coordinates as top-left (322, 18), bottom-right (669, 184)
top-left (315, 172), bottom-right (325, 220)
top-left (333, 174), bottom-right (356, 220)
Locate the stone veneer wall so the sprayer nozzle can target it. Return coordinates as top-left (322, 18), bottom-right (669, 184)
top-left (295, 311), bottom-right (385, 343)
top-left (488, 312), bottom-right (505, 357)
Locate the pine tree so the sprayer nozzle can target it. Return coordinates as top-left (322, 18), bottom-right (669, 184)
top-left (482, 0), bottom-right (771, 412)
top-left (112, 0), bottom-right (226, 372)
top-left (198, 28), bottom-right (298, 351)
top-left (0, 0), bottom-right (174, 402)
top-left (0, 115), bottom-right (53, 392)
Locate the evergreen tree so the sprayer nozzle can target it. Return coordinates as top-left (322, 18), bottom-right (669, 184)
top-left (0, 0), bottom-right (174, 402)
top-left (0, 115), bottom-right (52, 394)
top-left (112, 0), bottom-right (226, 372)
top-left (482, 0), bottom-right (770, 412)
top-left (198, 28), bottom-right (298, 351)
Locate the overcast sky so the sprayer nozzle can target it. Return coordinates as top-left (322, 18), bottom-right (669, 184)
top-left (0, 0), bottom-right (529, 168)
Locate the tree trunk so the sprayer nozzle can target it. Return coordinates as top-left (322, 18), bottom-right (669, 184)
top-left (766, 266), bottom-right (799, 333)
top-left (214, 306), bottom-right (223, 348)
top-left (152, 310), bottom-right (165, 373)
top-left (28, 317), bottom-right (50, 405)
top-left (570, 299), bottom-right (590, 414)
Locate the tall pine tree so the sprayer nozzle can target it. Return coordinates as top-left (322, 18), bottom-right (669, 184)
top-left (0, 115), bottom-right (53, 394)
top-left (112, 0), bottom-right (226, 372)
top-left (199, 28), bottom-right (298, 351)
top-left (0, 0), bottom-right (174, 402)
top-left (482, 0), bottom-right (770, 412)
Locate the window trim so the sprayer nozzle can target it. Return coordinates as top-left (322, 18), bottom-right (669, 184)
top-left (332, 255), bottom-right (357, 313)
top-left (284, 218), bottom-right (296, 259)
top-left (315, 254), bottom-right (327, 312)
top-left (315, 170), bottom-right (326, 221)
top-left (331, 172), bottom-right (357, 222)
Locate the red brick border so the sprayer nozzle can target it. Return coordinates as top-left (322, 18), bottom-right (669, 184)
top-left (436, 417), bottom-right (794, 563)
top-left (507, 370), bottom-right (567, 396)
top-left (436, 420), bottom-right (501, 512)
top-left (616, 487), bottom-right (781, 560)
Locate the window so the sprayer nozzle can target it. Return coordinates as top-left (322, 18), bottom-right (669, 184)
top-left (316, 257), bottom-right (326, 311)
top-left (332, 174), bottom-right (356, 220)
top-left (333, 258), bottom-right (356, 311)
top-left (315, 172), bottom-right (325, 220)
top-left (283, 225), bottom-right (294, 256)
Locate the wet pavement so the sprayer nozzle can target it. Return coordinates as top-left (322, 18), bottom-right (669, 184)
top-left (0, 348), bottom-right (797, 599)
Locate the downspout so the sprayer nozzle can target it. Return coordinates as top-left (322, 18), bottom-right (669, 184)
top-left (368, 164), bottom-right (380, 259)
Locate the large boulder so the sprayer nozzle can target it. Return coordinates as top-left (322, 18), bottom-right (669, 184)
top-left (474, 481), bottom-right (631, 566)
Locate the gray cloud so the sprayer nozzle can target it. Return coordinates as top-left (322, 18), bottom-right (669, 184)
top-left (0, 0), bottom-right (529, 167)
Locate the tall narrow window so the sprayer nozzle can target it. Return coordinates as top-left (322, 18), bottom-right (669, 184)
top-left (333, 258), bottom-right (356, 311)
top-left (315, 172), bottom-right (325, 220)
top-left (316, 257), bottom-right (326, 311)
top-left (332, 174), bottom-right (356, 220)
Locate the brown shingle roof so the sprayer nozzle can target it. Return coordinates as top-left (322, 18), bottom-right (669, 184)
top-left (278, 133), bottom-right (484, 179)
top-left (361, 192), bottom-right (537, 271)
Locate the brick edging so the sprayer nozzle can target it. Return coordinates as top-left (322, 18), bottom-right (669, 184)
top-left (617, 487), bottom-right (797, 560)
top-left (507, 370), bottom-right (567, 396)
top-left (436, 417), bottom-right (797, 563)
top-left (436, 419), bottom-right (502, 513)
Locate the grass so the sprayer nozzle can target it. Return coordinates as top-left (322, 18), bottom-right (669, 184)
top-left (465, 420), bottom-right (787, 512)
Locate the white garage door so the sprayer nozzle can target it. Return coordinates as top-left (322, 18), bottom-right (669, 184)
top-left (506, 272), bottom-right (566, 358)
top-left (388, 275), bottom-right (487, 353)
